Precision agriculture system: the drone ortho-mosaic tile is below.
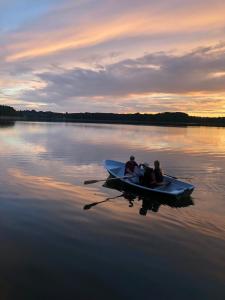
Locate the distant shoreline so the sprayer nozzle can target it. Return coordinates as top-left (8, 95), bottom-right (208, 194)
top-left (1, 117), bottom-right (225, 128)
top-left (1, 105), bottom-right (225, 127)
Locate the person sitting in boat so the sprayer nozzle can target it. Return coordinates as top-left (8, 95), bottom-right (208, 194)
top-left (124, 155), bottom-right (138, 175)
top-left (153, 160), bottom-right (164, 183)
top-left (125, 155), bottom-right (142, 183)
top-left (141, 164), bottom-right (157, 187)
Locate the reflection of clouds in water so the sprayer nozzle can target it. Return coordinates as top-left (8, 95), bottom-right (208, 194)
top-left (5, 167), bottom-right (225, 243)
top-left (6, 123), bottom-right (224, 175)
top-left (38, 123), bottom-right (225, 155)
top-left (0, 123), bottom-right (225, 298)
top-left (205, 165), bottom-right (222, 173)
top-left (1, 123), bottom-right (225, 192)
top-left (8, 168), bottom-right (104, 203)
top-left (16, 122), bottom-right (49, 134)
top-left (2, 123), bottom-right (225, 163)
top-left (0, 125), bottom-right (47, 155)
top-left (0, 135), bottom-right (46, 155)
top-left (1, 122), bottom-right (225, 188)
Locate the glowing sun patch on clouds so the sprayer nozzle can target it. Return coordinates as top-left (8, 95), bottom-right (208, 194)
top-left (210, 72), bottom-right (225, 78)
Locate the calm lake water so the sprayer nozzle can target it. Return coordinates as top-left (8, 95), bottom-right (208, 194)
top-left (0, 121), bottom-right (224, 300)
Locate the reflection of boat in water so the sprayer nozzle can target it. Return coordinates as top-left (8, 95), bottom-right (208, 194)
top-left (103, 179), bottom-right (194, 215)
top-left (104, 160), bottom-right (195, 199)
top-left (83, 178), bottom-right (194, 216)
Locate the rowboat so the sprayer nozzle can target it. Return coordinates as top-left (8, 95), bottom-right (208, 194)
top-left (104, 160), bottom-right (195, 199)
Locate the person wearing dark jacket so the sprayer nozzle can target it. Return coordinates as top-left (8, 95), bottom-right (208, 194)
top-left (140, 163), bottom-right (157, 187)
top-left (124, 155), bottom-right (138, 175)
top-left (140, 162), bottom-right (164, 187)
top-left (154, 160), bottom-right (163, 183)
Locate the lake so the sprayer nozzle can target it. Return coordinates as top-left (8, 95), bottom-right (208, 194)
top-left (0, 121), bottom-right (224, 299)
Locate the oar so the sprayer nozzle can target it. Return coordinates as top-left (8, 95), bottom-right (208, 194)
top-left (164, 173), bottom-right (192, 180)
top-left (164, 173), bottom-right (178, 179)
top-left (84, 175), bottom-right (134, 185)
top-left (83, 194), bottom-right (124, 210)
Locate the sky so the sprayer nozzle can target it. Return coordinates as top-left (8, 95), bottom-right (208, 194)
top-left (0, 0), bottom-right (225, 116)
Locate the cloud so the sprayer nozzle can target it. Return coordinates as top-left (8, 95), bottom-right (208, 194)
top-left (13, 43), bottom-right (224, 115)
top-left (1, 0), bottom-right (225, 116)
top-left (22, 43), bottom-right (225, 99)
top-left (2, 0), bottom-right (225, 62)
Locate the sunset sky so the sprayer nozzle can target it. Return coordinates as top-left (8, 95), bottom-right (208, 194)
top-left (1, 0), bottom-right (225, 116)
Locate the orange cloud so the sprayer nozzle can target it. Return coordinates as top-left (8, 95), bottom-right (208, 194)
top-left (5, 2), bottom-right (225, 62)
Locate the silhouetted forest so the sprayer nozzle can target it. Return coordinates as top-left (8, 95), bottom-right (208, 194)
top-left (0, 105), bottom-right (18, 116)
top-left (1, 105), bottom-right (225, 127)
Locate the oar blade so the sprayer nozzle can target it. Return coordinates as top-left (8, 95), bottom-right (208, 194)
top-left (84, 179), bottom-right (99, 185)
top-left (83, 203), bottom-right (97, 210)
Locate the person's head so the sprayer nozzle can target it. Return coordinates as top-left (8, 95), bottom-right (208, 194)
top-left (130, 155), bottom-right (135, 161)
top-left (154, 160), bottom-right (160, 168)
top-left (143, 162), bottom-right (149, 168)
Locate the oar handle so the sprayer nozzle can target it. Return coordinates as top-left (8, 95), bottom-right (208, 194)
top-left (84, 175), bottom-right (135, 185)
top-left (164, 173), bottom-right (192, 180)
top-left (164, 173), bottom-right (177, 179)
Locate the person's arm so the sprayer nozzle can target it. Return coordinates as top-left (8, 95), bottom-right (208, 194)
top-left (151, 172), bottom-right (157, 184)
top-left (158, 168), bottom-right (164, 184)
top-left (125, 162), bottom-right (133, 174)
top-left (126, 168), bottom-right (133, 174)
top-left (156, 181), bottom-right (164, 186)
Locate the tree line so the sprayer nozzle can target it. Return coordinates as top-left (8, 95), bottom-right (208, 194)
top-left (0, 105), bottom-right (18, 116)
top-left (1, 105), bottom-right (225, 126)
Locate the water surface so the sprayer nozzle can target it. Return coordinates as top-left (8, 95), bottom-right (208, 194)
top-left (0, 122), bottom-right (224, 299)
